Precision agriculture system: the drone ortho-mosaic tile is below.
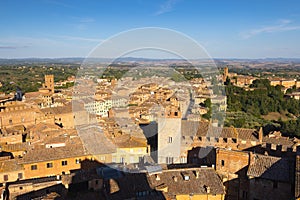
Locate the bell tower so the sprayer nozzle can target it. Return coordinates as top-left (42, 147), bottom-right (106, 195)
top-left (44, 75), bottom-right (54, 93)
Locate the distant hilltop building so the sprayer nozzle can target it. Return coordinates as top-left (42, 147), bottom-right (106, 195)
top-left (222, 66), bottom-right (229, 82)
top-left (269, 78), bottom-right (300, 89)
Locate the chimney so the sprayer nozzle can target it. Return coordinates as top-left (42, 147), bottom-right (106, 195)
top-left (249, 152), bottom-right (256, 165)
top-left (195, 171), bottom-right (200, 179)
top-left (182, 173), bottom-right (190, 181)
top-left (173, 176), bottom-right (178, 182)
top-left (204, 185), bottom-right (211, 193)
top-left (258, 127), bottom-right (263, 143)
top-left (155, 174), bottom-right (160, 181)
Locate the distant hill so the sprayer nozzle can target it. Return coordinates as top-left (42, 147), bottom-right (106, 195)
top-left (1, 57), bottom-right (300, 65)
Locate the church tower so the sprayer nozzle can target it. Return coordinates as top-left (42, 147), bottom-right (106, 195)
top-left (223, 67), bottom-right (229, 82)
top-left (44, 75), bottom-right (54, 93)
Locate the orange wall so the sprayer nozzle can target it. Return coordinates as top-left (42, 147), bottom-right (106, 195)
top-left (23, 156), bottom-right (91, 179)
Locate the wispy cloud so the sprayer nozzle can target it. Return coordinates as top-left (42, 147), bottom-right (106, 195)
top-left (241, 19), bottom-right (300, 39)
top-left (70, 16), bottom-right (96, 30)
top-left (0, 37), bottom-right (60, 48)
top-left (0, 46), bottom-right (29, 50)
top-left (154, 0), bottom-right (180, 16)
top-left (57, 35), bottom-right (102, 42)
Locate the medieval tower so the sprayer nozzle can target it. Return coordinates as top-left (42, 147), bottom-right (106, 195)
top-left (44, 74), bottom-right (54, 93)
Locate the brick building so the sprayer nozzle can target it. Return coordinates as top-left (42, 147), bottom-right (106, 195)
top-left (216, 148), bottom-right (295, 200)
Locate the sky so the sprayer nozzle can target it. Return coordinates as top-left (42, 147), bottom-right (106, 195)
top-left (1, 0), bottom-right (300, 59)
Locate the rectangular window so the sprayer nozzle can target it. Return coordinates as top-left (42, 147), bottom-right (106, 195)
top-left (61, 160), bottom-right (68, 166)
top-left (3, 175), bottom-right (8, 181)
top-left (75, 159), bottom-right (81, 164)
top-left (18, 173), bottom-right (23, 179)
top-left (31, 165), bottom-right (37, 170)
top-left (166, 157), bottom-right (174, 164)
top-left (139, 157), bottom-right (143, 163)
top-left (168, 137), bottom-right (173, 143)
top-left (221, 160), bottom-right (225, 166)
top-left (46, 163), bottom-right (53, 168)
top-left (9, 119), bottom-right (12, 125)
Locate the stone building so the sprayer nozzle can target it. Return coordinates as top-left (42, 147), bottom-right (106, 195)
top-left (0, 158), bottom-right (24, 183)
top-left (42, 74), bottom-right (54, 94)
top-left (247, 154), bottom-right (293, 200)
top-left (111, 134), bottom-right (150, 164)
top-left (0, 101), bottom-right (54, 129)
top-left (216, 148), bottom-right (295, 200)
top-left (157, 117), bottom-right (182, 164)
top-left (147, 167), bottom-right (225, 200)
top-left (0, 126), bottom-right (24, 144)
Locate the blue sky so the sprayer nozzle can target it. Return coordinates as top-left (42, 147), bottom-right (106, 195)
top-left (1, 0), bottom-right (300, 58)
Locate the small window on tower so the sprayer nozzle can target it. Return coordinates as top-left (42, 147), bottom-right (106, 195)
top-left (221, 160), bottom-right (225, 166)
top-left (168, 137), bottom-right (173, 143)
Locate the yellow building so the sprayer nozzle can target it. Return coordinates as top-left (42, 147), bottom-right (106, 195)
top-left (20, 141), bottom-right (111, 179)
top-left (112, 135), bottom-right (150, 164)
top-left (0, 158), bottom-right (24, 183)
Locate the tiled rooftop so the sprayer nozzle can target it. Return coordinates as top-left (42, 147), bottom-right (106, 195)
top-left (181, 120), bottom-right (258, 141)
top-left (148, 168), bottom-right (225, 196)
top-left (247, 154), bottom-right (291, 182)
top-left (20, 141), bottom-right (88, 164)
top-left (0, 158), bottom-right (23, 173)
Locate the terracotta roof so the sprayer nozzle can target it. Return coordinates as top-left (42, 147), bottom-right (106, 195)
top-left (181, 120), bottom-right (258, 141)
top-left (263, 136), bottom-right (295, 147)
top-left (27, 122), bottom-right (60, 133)
top-left (109, 172), bottom-right (160, 200)
top-left (148, 168), bottom-right (225, 196)
top-left (20, 142), bottom-right (88, 164)
top-left (1, 143), bottom-right (28, 152)
top-left (76, 124), bottom-right (117, 155)
top-left (41, 103), bottom-right (73, 115)
top-left (0, 159), bottom-right (23, 173)
top-left (247, 154), bottom-right (291, 182)
top-left (24, 92), bottom-right (41, 99)
top-left (113, 135), bottom-right (148, 148)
